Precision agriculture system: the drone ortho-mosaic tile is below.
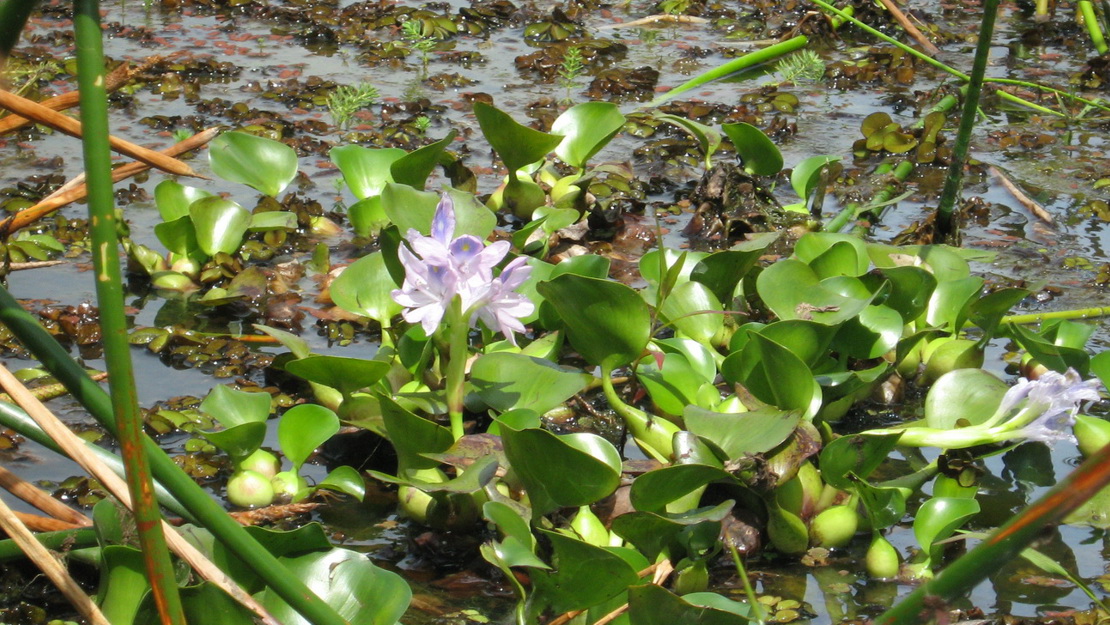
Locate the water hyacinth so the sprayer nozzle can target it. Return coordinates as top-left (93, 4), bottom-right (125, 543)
top-left (391, 193), bottom-right (534, 343)
top-left (870, 368), bottom-right (1103, 448)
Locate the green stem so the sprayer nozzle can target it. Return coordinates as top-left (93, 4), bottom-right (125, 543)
top-left (1000, 307), bottom-right (1110, 325)
top-left (934, 0), bottom-right (1000, 243)
top-left (0, 527), bottom-right (98, 563)
top-left (825, 160), bottom-right (913, 233)
top-left (648, 35), bottom-right (809, 106)
top-left (0, 288), bottom-right (352, 625)
top-left (71, 2), bottom-right (185, 623)
top-left (1080, 1), bottom-right (1109, 54)
top-left (599, 365), bottom-right (678, 462)
top-left (0, 401), bottom-right (193, 521)
top-left (728, 543), bottom-right (767, 623)
top-left (445, 298), bottom-right (467, 440)
top-left (877, 440), bottom-right (1110, 624)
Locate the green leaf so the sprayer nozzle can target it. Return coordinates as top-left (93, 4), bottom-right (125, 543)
top-left (137, 582), bottom-right (255, 625)
top-left (379, 396), bottom-right (454, 474)
top-left (610, 502), bottom-right (732, 560)
top-left (317, 466), bottom-right (365, 501)
top-left (913, 496), bottom-right (980, 562)
top-left (629, 464), bottom-right (732, 513)
top-left (249, 211), bottom-right (298, 231)
top-left (628, 584), bottom-right (752, 625)
top-left (818, 432), bottom-right (903, 490)
top-left (97, 546), bottom-right (149, 625)
top-left (202, 422), bottom-right (266, 462)
top-left (752, 320), bottom-right (838, 369)
top-left (721, 334), bottom-right (821, 418)
top-left (329, 251), bottom-right (403, 324)
top-left (530, 530), bottom-right (640, 614)
top-left (689, 233), bottom-right (777, 303)
top-left (657, 114), bottom-right (722, 167)
top-left (552, 102), bottom-right (626, 170)
top-left (1008, 324), bottom-right (1090, 375)
top-left (256, 549), bottom-right (410, 625)
top-left (832, 304), bottom-right (902, 359)
top-left (391, 130), bottom-right (457, 189)
top-left (538, 274), bottom-right (652, 369)
top-left (155, 179), bottom-right (212, 222)
top-left (791, 155), bottom-right (839, 202)
top-left (924, 368), bottom-right (1009, 429)
top-left (867, 266), bottom-right (936, 321)
top-left (284, 355), bottom-right (390, 397)
top-left (154, 216), bottom-right (199, 257)
top-left (330, 145), bottom-right (405, 199)
top-left (469, 352), bottom-right (591, 414)
top-left (660, 281), bottom-right (724, 347)
top-left (638, 352), bottom-right (708, 416)
top-left (209, 131), bottom-right (298, 198)
top-left (925, 276), bottom-right (983, 332)
top-left (684, 405), bottom-right (802, 460)
top-left (755, 259), bottom-right (872, 324)
top-left (501, 426), bottom-right (621, 517)
top-left (855, 480), bottom-right (907, 530)
top-left (201, 385), bottom-right (272, 428)
top-left (473, 101), bottom-right (564, 173)
top-left (278, 404), bottom-right (340, 472)
top-left (795, 233), bottom-right (870, 278)
top-left (347, 196), bottom-right (389, 238)
top-left (722, 122), bottom-right (783, 176)
top-left (189, 197), bottom-right (252, 257)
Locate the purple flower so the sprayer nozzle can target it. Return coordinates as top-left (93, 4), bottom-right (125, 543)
top-left (391, 193), bottom-right (533, 342)
top-left (1005, 368), bottom-right (1102, 444)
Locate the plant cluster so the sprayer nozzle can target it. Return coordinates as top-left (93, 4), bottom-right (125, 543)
top-left (326, 83), bottom-right (380, 130)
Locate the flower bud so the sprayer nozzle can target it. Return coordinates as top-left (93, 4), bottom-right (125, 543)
top-left (226, 470), bottom-right (275, 508)
top-left (866, 534), bottom-right (901, 579)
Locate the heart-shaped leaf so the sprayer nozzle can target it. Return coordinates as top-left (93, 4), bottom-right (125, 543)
top-left (201, 384), bottom-right (272, 428)
top-left (155, 179), bottom-right (213, 222)
top-left (391, 130), bottom-right (457, 189)
top-left (552, 102), bottom-right (626, 170)
top-left (330, 145), bottom-right (405, 199)
top-left (538, 274), bottom-right (651, 369)
top-left (684, 405), bottom-right (802, 460)
top-left (722, 122), bottom-right (783, 176)
top-left (330, 251), bottom-right (403, 324)
top-left (721, 334), bottom-right (821, 418)
top-left (469, 352), bottom-right (591, 414)
top-left (189, 197), bottom-right (252, 257)
top-left (501, 426), bottom-right (621, 517)
top-left (209, 131), bottom-right (298, 198)
top-left (278, 404), bottom-right (340, 472)
top-left (473, 102), bottom-right (563, 173)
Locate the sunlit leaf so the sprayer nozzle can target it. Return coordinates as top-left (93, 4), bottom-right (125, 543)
top-left (278, 404), bottom-right (340, 472)
top-left (552, 102), bottom-right (626, 170)
top-left (189, 197), bottom-right (252, 257)
top-left (722, 122), bottom-right (783, 176)
top-left (209, 131), bottom-right (298, 198)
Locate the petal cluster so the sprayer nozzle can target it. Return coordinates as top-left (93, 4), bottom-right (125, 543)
top-left (391, 194), bottom-right (534, 343)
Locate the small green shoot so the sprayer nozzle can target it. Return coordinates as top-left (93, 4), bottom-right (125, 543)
top-left (558, 46), bottom-right (586, 104)
top-left (414, 115), bottom-right (431, 135)
top-left (775, 49), bottom-right (825, 84)
top-left (402, 20), bottom-right (438, 74)
top-left (327, 83), bottom-right (380, 130)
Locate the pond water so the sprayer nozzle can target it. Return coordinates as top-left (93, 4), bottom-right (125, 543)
top-left (2, 0), bottom-right (1110, 623)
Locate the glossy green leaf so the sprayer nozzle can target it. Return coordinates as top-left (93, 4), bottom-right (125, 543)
top-left (381, 183), bottom-right (496, 240)
top-left (189, 197), bottom-right (252, 257)
top-left (379, 396), bottom-right (454, 474)
top-left (818, 432), bottom-right (902, 490)
top-left (795, 233), bottom-right (870, 278)
top-left (153, 216), bottom-right (198, 258)
top-left (684, 405), bottom-right (802, 460)
top-left (721, 334), bottom-right (821, 418)
top-left (640, 248), bottom-right (704, 287)
top-left (654, 337), bottom-right (718, 384)
top-left (610, 502), bottom-right (732, 560)
top-left (317, 466), bottom-right (366, 501)
top-left (855, 480), bottom-right (907, 530)
top-left (155, 179), bottom-right (212, 222)
top-left (201, 384), bottom-right (271, 428)
top-left (552, 102), bottom-right (626, 169)
top-left (629, 464), bottom-right (732, 513)
top-left (867, 266), bottom-right (936, 321)
top-left (657, 114), bottom-right (722, 167)
top-left (202, 422), bottom-right (265, 462)
top-left (913, 496), bottom-right (980, 561)
top-left (628, 584), bottom-right (752, 625)
top-left (284, 355), bottom-right (390, 397)
top-left (832, 304), bottom-right (903, 359)
top-left (638, 352), bottom-right (706, 416)
top-left (530, 530), bottom-right (640, 614)
top-left (329, 145), bottom-right (405, 199)
top-left (722, 122), bottom-right (782, 176)
top-left (209, 131), bottom-right (298, 198)
top-left (473, 102), bottom-right (563, 173)
top-left (347, 196), bottom-right (389, 238)
top-left (249, 211), bottom-right (297, 231)
top-left (791, 155), bottom-right (839, 202)
top-left (924, 368), bottom-right (1009, 429)
top-left (256, 548), bottom-right (410, 625)
top-left (469, 352), bottom-right (591, 413)
top-left (330, 251), bottom-right (403, 324)
top-left (1092, 351), bottom-right (1110, 391)
top-left (689, 233), bottom-right (777, 303)
top-left (538, 274), bottom-right (652, 369)
top-left (1009, 324), bottom-right (1090, 375)
top-left (755, 259), bottom-right (871, 324)
top-left (753, 320), bottom-right (838, 369)
top-left (278, 404), bottom-right (341, 472)
top-left (136, 582), bottom-right (255, 625)
top-left (501, 426), bottom-right (621, 516)
top-left (391, 130), bottom-right (457, 189)
top-left (97, 545), bottom-right (148, 625)
top-left (924, 276), bottom-right (983, 331)
top-left (660, 281), bottom-right (724, 347)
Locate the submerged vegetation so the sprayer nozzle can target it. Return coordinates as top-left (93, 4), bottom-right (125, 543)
top-left (0, 0), bottom-right (1109, 624)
